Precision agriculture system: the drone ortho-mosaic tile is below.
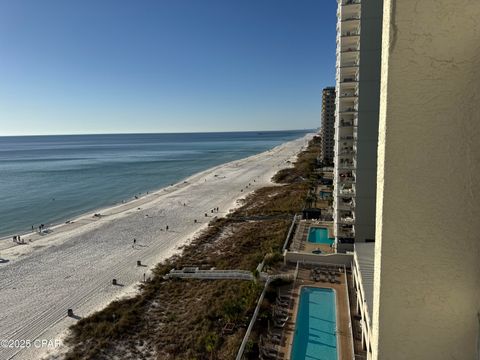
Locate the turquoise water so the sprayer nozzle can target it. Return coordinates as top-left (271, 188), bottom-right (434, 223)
top-left (319, 191), bottom-right (332, 199)
top-left (0, 130), bottom-right (311, 237)
top-left (307, 227), bottom-right (334, 245)
top-left (291, 287), bottom-right (338, 360)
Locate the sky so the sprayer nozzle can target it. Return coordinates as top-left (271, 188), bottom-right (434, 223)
top-left (0, 0), bottom-right (337, 135)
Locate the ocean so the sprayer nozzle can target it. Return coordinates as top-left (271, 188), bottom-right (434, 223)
top-left (0, 130), bottom-right (311, 238)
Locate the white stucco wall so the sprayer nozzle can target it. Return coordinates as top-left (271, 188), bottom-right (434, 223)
top-left (373, 0), bottom-right (480, 359)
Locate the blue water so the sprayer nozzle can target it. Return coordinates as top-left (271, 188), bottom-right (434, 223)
top-left (291, 287), bottom-right (338, 360)
top-left (0, 130), bottom-right (311, 237)
top-left (319, 190), bottom-right (332, 199)
top-left (307, 227), bottom-right (334, 245)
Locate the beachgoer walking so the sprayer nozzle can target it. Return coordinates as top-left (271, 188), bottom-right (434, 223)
top-left (166, 225), bottom-right (169, 231)
top-left (133, 238), bottom-right (136, 248)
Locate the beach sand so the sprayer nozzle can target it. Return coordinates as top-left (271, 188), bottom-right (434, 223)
top-left (0, 134), bottom-right (313, 360)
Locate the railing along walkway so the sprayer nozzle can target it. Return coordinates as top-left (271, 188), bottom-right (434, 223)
top-left (166, 269), bottom-right (254, 281)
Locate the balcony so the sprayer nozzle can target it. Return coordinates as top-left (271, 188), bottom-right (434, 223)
top-left (338, 146), bottom-right (355, 155)
top-left (337, 225), bottom-right (355, 238)
top-left (342, 0), bottom-right (361, 5)
top-left (341, 16), bottom-right (360, 22)
top-left (340, 215), bottom-right (355, 225)
top-left (337, 198), bottom-right (354, 210)
top-left (340, 76), bottom-right (359, 83)
top-left (339, 187), bottom-right (355, 196)
top-left (341, 31), bottom-right (360, 37)
top-left (338, 161), bottom-right (355, 170)
top-left (339, 107), bottom-right (358, 115)
top-left (339, 91), bottom-right (358, 99)
top-left (340, 62), bottom-right (360, 69)
top-left (340, 46), bottom-right (360, 54)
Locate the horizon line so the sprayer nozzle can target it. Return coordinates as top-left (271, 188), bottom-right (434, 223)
top-left (0, 128), bottom-right (319, 138)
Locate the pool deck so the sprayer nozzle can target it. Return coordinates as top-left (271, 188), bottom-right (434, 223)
top-left (276, 267), bottom-right (354, 360)
top-left (290, 220), bottom-right (335, 254)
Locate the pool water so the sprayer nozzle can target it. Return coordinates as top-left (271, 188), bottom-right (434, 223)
top-left (320, 191), bottom-right (332, 199)
top-left (308, 227), bottom-right (334, 245)
top-left (291, 287), bottom-right (338, 360)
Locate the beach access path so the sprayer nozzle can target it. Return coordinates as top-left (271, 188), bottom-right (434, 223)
top-left (0, 134), bottom-right (313, 360)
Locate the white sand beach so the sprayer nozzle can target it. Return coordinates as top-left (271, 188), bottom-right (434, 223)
top-left (0, 134), bottom-right (313, 360)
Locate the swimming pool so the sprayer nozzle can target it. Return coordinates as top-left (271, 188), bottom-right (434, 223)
top-left (320, 191), bottom-right (332, 199)
top-left (291, 287), bottom-right (338, 360)
top-left (307, 227), bottom-right (334, 245)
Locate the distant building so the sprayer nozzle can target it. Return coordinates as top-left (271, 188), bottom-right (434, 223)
top-left (333, 0), bottom-right (383, 251)
top-left (319, 87), bottom-right (336, 165)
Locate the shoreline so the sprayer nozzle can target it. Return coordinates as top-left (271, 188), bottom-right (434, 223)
top-left (0, 133), bottom-right (309, 249)
top-left (0, 131), bottom-right (311, 241)
top-left (0, 133), bottom-right (314, 360)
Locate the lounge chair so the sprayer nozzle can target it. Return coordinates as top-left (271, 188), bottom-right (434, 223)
top-left (278, 293), bottom-right (291, 302)
top-left (260, 347), bottom-right (277, 360)
top-left (274, 304), bottom-right (289, 313)
top-left (274, 318), bottom-right (288, 328)
top-left (276, 298), bottom-right (289, 307)
top-left (275, 314), bottom-right (289, 323)
top-left (266, 333), bottom-right (281, 344)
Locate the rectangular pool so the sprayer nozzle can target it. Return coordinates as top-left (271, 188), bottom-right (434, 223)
top-left (291, 287), bottom-right (338, 360)
top-left (307, 227), bottom-right (334, 245)
top-left (320, 191), bottom-right (332, 199)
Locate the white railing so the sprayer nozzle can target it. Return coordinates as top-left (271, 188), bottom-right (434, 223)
top-left (344, 265), bottom-right (356, 359)
top-left (235, 278), bottom-right (271, 360)
top-left (282, 214), bottom-right (298, 252)
top-left (167, 269), bottom-right (254, 281)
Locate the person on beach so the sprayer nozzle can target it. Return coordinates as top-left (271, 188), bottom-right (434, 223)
top-left (133, 238), bottom-right (136, 248)
top-left (166, 225), bottom-right (169, 231)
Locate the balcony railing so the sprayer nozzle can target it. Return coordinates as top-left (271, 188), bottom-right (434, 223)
top-left (339, 176), bottom-right (355, 183)
top-left (339, 188), bottom-right (355, 196)
top-left (343, 0), bottom-right (361, 5)
top-left (341, 47), bottom-right (360, 53)
top-left (339, 93), bottom-right (358, 98)
top-left (340, 216), bottom-right (355, 225)
top-left (340, 77), bottom-right (359, 83)
top-left (339, 107), bottom-right (358, 114)
top-left (341, 31), bottom-right (360, 37)
top-left (338, 163), bottom-right (355, 170)
top-left (340, 63), bottom-right (360, 69)
top-left (337, 228), bottom-right (354, 238)
top-left (341, 16), bottom-right (361, 22)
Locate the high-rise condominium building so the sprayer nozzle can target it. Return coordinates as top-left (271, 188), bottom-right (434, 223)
top-left (371, 0), bottom-right (480, 358)
top-left (319, 87), bottom-right (336, 165)
top-left (333, 0), bottom-right (383, 251)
